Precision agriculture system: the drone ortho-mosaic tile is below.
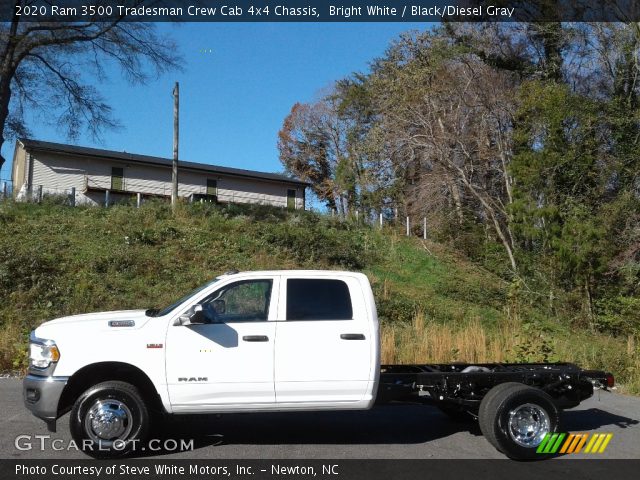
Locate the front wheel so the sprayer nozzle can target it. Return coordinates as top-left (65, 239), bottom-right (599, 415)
top-left (70, 381), bottom-right (150, 458)
top-left (478, 383), bottom-right (559, 460)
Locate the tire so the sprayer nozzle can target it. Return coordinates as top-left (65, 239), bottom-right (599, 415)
top-left (478, 382), bottom-right (525, 452)
top-left (478, 383), bottom-right (559, 460)
top-left (70, 381), bottom-right (150, 458)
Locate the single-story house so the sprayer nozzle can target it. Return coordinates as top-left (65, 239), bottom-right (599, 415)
top-left (11, 139), bottom-right (308, 209)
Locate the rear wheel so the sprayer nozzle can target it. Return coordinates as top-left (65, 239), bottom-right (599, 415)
top-left (70, 381), bottom-right (150, 458)
top-left (478, 383), bottom-right (559, 460)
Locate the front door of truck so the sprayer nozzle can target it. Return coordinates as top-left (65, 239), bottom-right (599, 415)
top-left (166, 277), bottom-right (278, 411)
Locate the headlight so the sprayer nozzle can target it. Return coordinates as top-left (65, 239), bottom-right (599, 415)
top-left (29, 334), bottom-right (60, 369)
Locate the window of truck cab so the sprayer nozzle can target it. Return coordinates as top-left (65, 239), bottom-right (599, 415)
top-left (153, 278), bottom-right (221, 317)
top-left (286, 278), bottom-right (353, 320)
top-left (200, 279), bottom-right (273, 323)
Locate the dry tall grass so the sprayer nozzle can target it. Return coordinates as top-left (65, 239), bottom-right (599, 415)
top-left (381, 312), bottom-right (519, 364)
top-left (380, 311), bottom-right (640, 394)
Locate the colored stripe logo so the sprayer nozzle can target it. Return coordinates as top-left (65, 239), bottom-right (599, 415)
top-left (536, 433), bottom-right (613, 454)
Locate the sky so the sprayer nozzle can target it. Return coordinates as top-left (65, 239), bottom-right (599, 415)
top-left (0, 22), bottom-right (431, 183)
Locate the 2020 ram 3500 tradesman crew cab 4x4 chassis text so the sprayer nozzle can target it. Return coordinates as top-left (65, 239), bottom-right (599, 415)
top-left (23, 270), bottom-right (613, 460)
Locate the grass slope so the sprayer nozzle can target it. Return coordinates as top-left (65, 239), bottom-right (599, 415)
top-left (0, 201), bottom-right (637, 393)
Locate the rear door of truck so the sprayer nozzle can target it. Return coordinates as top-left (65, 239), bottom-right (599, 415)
top-left (274, 274), bottom-right (374, 406)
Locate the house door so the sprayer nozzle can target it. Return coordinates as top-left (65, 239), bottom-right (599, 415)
top-left (206, 179), bottom-right (217, 202)
top-left (111, 167), bottom-right (124, 191)
top-left (287, 189), bottom-right (296, 210)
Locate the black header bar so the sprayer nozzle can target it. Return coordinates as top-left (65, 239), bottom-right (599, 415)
top-left (1, 0), bottom-right (640, 22)
top-left (3, 459), bottom-right (640, 480)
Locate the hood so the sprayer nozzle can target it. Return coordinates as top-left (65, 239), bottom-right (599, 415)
top-left (35, 310), bottom-right (152, 339)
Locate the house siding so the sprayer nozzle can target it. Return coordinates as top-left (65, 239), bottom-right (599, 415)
top-left (32, 152), bottom-right (87, 192)
top-left (13, 142), bottom-right (305, 209)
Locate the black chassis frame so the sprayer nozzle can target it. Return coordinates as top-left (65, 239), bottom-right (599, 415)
top-left (376, 362), bottom-right (611, 414)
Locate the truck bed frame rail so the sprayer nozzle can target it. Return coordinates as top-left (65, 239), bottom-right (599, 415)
top-left (377, 362), bottom-right (612, 412)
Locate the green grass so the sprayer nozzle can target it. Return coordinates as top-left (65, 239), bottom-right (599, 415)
top-left (0, 200), bottom-right (638, 393)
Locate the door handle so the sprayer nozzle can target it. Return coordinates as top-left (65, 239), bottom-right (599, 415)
top-left (340, 333), bottom-right (366, 340)
top-left (242, 335), bottom-right (269, 342)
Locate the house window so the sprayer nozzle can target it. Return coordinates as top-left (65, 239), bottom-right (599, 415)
top-left (287, 189), bottom-right (296, 210)
top-left (207, 179), bottom-right (218, 198)
top-left (111, 167), bottom-right (124, 191)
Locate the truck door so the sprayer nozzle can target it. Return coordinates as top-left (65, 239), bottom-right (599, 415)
top-left (274, 276), bottom-right (374, 406)
top-left (165, 277), bottom-right (278, 411)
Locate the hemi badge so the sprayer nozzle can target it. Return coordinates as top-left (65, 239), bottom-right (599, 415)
top-left (109, 320), bottom-right (135, 327)
top-left (147, 343), bottom-right (163, 349)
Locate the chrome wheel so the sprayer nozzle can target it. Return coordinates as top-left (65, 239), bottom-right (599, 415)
top-left (84, 399), bottom-right (133, 445)
top-left (507, 403), bottom-right (550, 448)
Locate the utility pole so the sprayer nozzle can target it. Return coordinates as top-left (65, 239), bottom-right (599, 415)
top-left (172, 82), bottom-right (179, 210)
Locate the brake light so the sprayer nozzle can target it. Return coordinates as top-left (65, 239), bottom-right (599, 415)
top-left (606, 373), bottom-right (615, 388)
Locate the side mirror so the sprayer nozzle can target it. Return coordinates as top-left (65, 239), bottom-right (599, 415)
top-left (176, 304), bottom-right (207, 326)
top-left (190, 304), bottom-right (207, 324)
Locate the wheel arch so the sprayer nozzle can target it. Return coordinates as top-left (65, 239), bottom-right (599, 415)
top-left (58, 361), bottom-right (166, 417)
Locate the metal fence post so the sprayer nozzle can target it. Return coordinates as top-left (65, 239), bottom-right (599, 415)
top-left (355, 210), bottom-right (359, 222)
top-left (105, 190), bottom-right (110, 207)
top-left (70, 187), bottom-right (76, 207)
top-left (2, 181), bottom-right (6, 200)
top-left (37, 185), bottom-right (43, 203)
top-left (379, 213), bottom-right (383, 228)
top-left (406, 216), bottom-right (410, 236)
top-left (136, 192), bottom-right (142, 208)
top-left (423, 217), bottom-right (427, 240)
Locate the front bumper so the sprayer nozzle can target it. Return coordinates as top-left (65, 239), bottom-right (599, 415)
top-left (23, 374), bottom-right (69, 432)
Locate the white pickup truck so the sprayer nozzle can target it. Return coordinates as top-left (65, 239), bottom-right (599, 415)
top-left (24, 270), bottom-right (613, 460)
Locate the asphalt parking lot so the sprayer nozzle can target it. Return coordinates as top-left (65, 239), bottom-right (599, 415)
top-left (1, 378), bottom-right (638, 459)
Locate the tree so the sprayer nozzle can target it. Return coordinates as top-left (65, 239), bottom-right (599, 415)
top-left (369, 31), bottom-right (520, 271)
top-left (511, 82), bottom-right (601, 307)
top-left (278, 97), bottom-right (359, 216)
top-left (278, 102), bottom-right (337, 212)
top-left (0, 1), bottom-right (182, 171)
top-left (332, 75), bottom-right (399, 217)
top-left (278, 23), bottom-right (639, 332)
top-left (279, 75), bottom-right (400, 217)
top-left (444, 22), bottom-right (570, 81)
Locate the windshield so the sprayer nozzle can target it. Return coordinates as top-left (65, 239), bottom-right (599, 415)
top-left (148, 278), bottom-right (220, 317)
